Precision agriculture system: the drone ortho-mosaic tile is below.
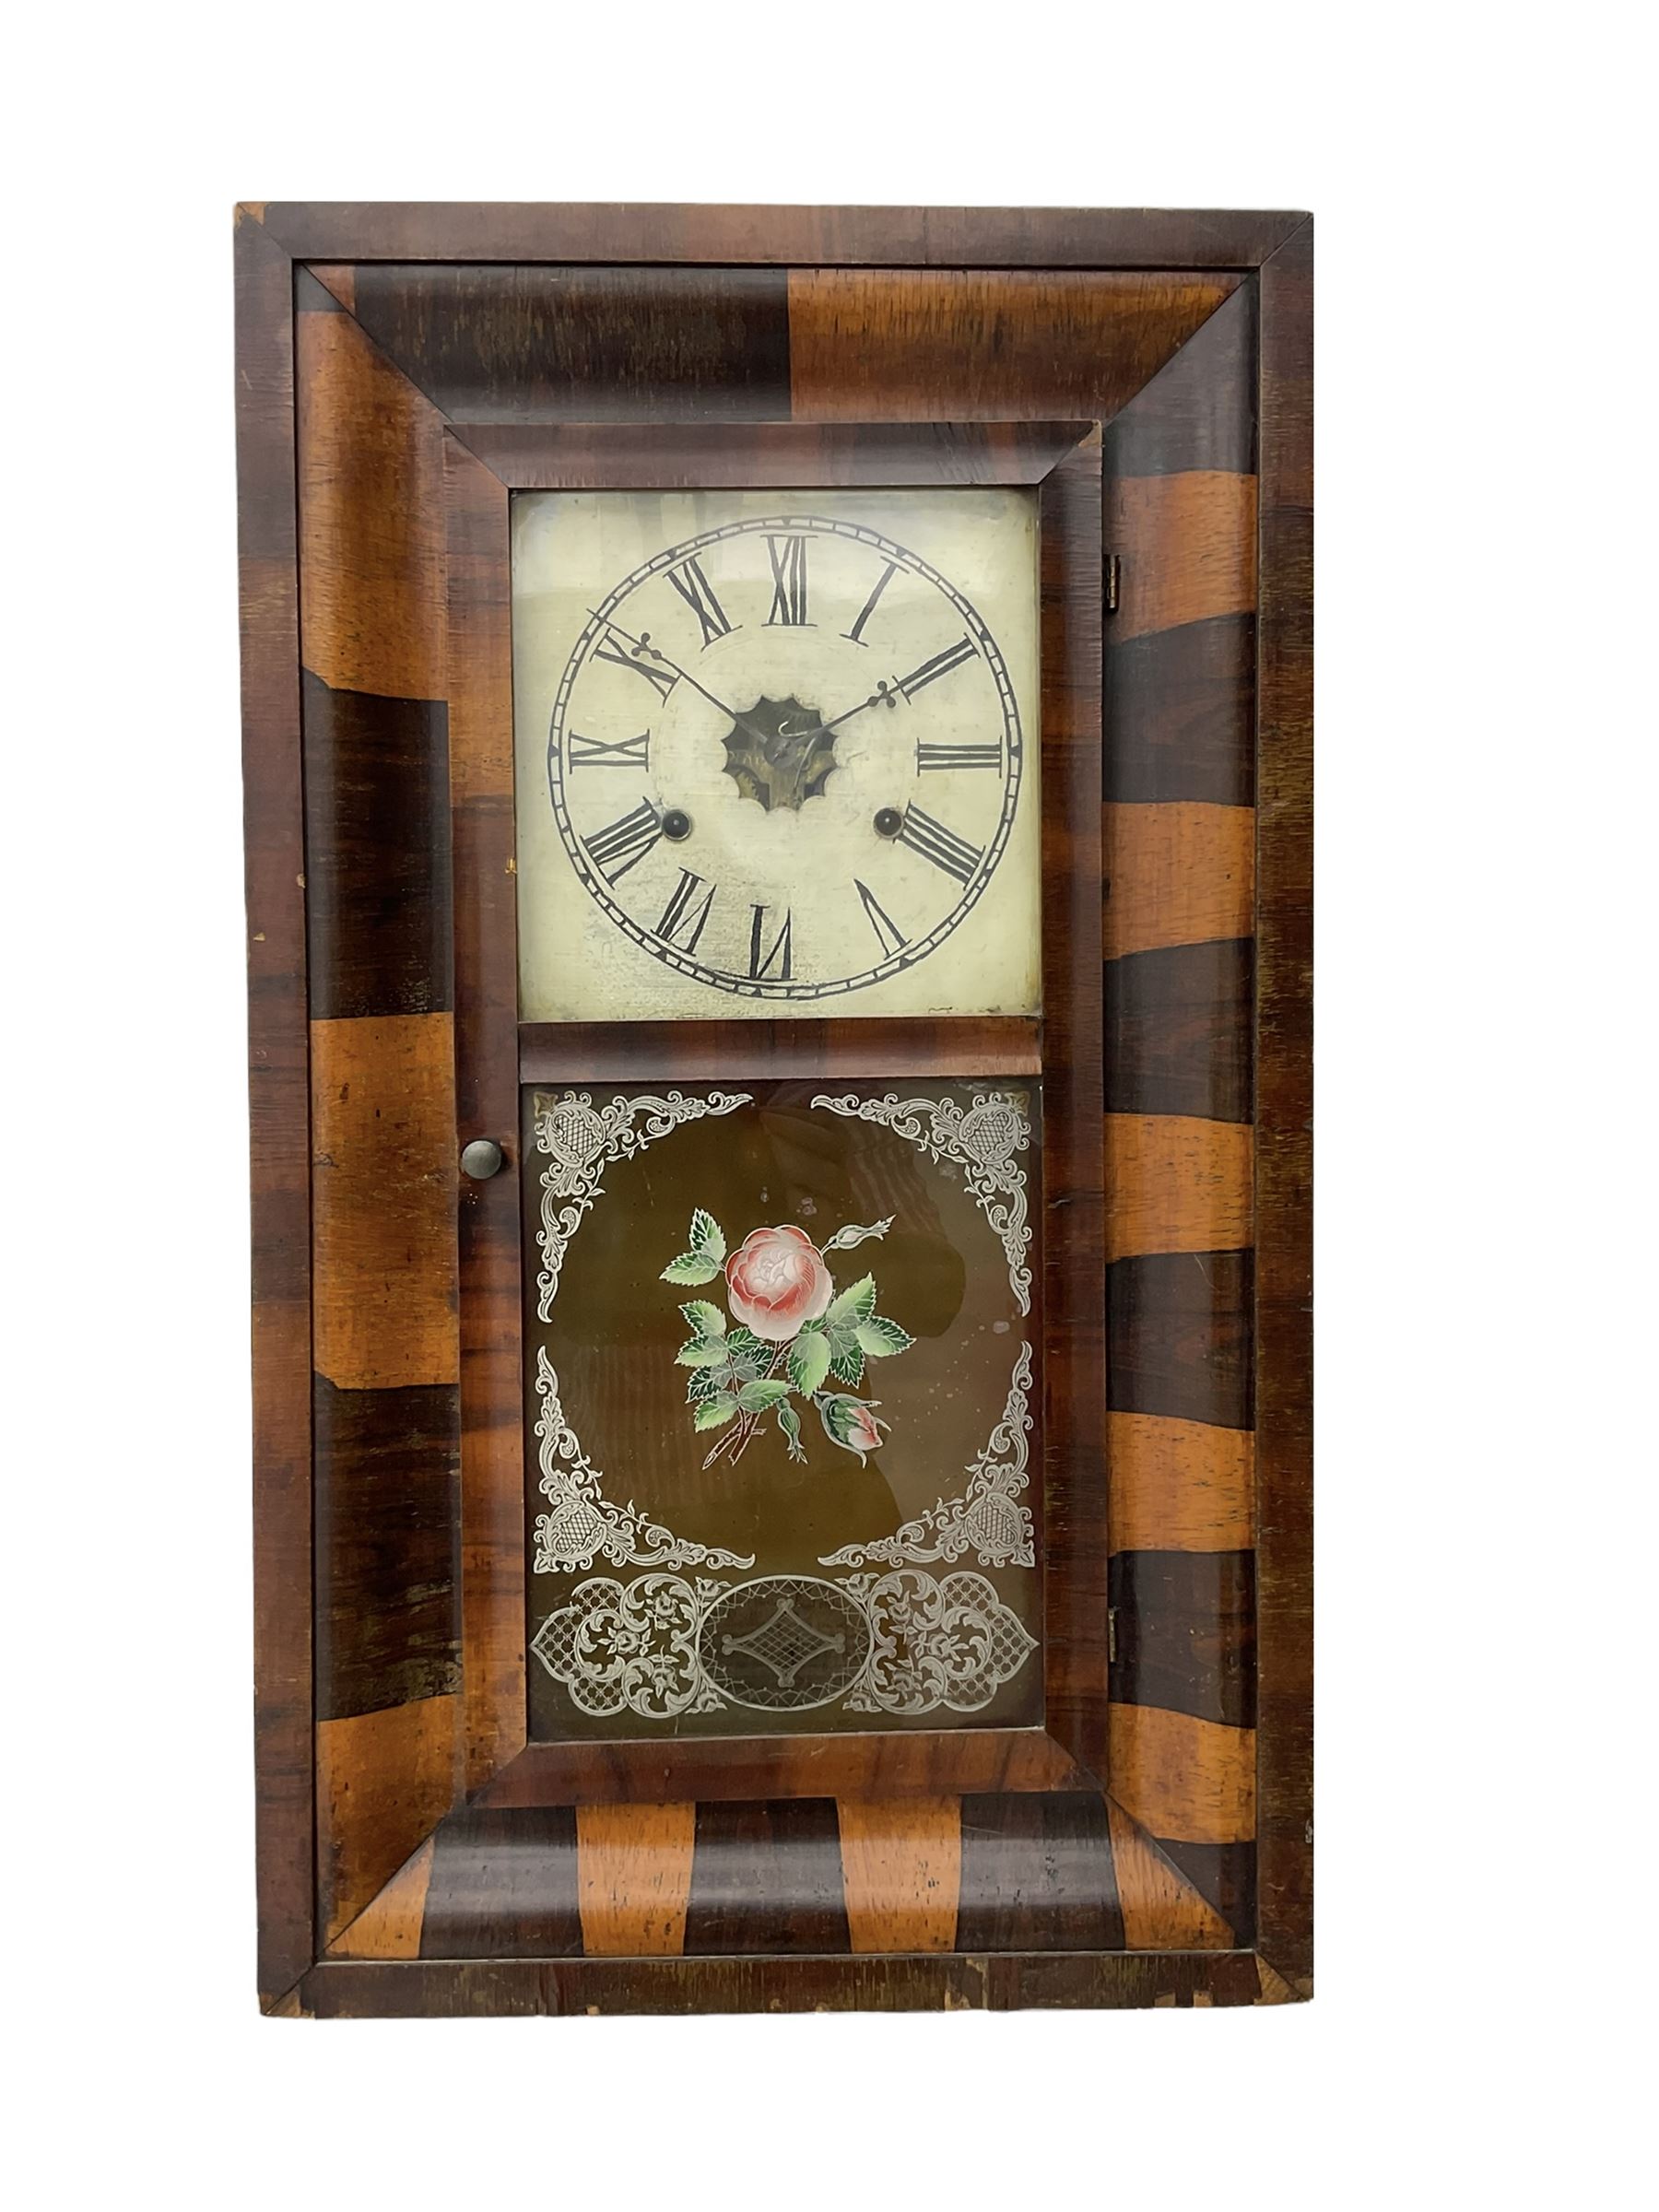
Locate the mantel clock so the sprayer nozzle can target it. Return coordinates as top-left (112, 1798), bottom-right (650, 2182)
top-left (236, 201), bottom-right (1312, 2018)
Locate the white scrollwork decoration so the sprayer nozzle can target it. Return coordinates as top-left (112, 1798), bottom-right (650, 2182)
top-left (809, 1089), bottom-right (1033, 1313)
top-left (533, 1348), bottom-right (755, 1575)
top-left (843, 1568), bottom-right (1038, 1717)
top-left (808, 1088), bottom-right (1035, 1570)
top-left (531, 1569), bottom-right (1036, 1721)
top-left (530, 1572), bottom-right (726, 1720)
top-left (531, 1088), bottom-right (755, 1575)
top-left (818, 1342), bottom-right (1035, 1570)
top-left (535, 1088), bottom-right (749, 1321)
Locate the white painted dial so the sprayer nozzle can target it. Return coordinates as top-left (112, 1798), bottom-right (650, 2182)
top-left (513, 488), bottom-right (1041, 1021)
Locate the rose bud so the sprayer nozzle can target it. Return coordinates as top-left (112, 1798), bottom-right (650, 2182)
top-left (724, 1224), bottom-right (833, 1343)
top-left (818, 1394), bottom-right (888, 1463)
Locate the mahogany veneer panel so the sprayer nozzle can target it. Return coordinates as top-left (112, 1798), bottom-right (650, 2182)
top-left (788, 268), bottom-right (1239, 422)
top-left (253, 202), bottom-right (1309, 268)
top-left (346, 263), bottom-right (792, 424)
top-left (1253, 218), bottom-right (1315, 1990)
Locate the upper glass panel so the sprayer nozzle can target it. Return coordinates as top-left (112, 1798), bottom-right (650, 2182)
top-left (512, 487), bottom-right (1041, 1020)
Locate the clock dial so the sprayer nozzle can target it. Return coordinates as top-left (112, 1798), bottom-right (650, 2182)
top-left (513, 488), bottom-right (1041, 1020)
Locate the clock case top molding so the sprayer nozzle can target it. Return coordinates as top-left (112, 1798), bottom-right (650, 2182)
top-left (237, 204), bottom-right (1312, 2019)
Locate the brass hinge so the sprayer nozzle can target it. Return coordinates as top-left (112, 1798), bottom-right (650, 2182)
top-left (1104, 554), bottom-right (1122, 616)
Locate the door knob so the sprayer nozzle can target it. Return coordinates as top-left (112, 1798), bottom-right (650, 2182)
top-left (460, 1138), bottom-right (504, 1181)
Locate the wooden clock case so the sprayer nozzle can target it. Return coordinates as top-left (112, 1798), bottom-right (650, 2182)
top-left (235, 202), bottom-right (1312, 2017)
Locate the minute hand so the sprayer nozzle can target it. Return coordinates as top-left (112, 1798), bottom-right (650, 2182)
top-left (812, 638), bottom-right (981, 742)
top-left (586, 611), bottom-right (773, 746)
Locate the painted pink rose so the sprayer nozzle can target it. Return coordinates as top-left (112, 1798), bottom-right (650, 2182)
top-left (819, 1395), bottom-right (888, 1462)
top-left (724, 1225), bottom-right (833, 1343)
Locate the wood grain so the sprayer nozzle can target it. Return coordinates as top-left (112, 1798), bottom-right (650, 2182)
top-left (1158, 1840), bottom-right (1257, 1947)
top-left (684, 1800), bottom-right (850, 1955)
top-left (294, 282), bottom-right (469, 1996)
top-left (1109, 1549), bottom-right (1255, 1726)
top-left (1108, 1249), bottom-right (1253, 1428)
top-left (305, 261), bottom-right (356, 313)
top-left (575, 1803), bottom-right (697, 1958)
top-left (445, 439), bottom-right (526, 1795)
top-left (347, 263), bottom-right (791, 423)
top-left (300, 676), bottom-right (452, 1021)
top-left (1103, 282), bottom-right (1256, 478)
top-left (316, 1692), bottom-right (458, 1946)
top-left (297, 302), bottom-right (444, 699)
top-left (1256, 1953), bottom-right (1307, 2003)
top-left (956, 1793), bottom-right (1124, 1951)
top-left (236, 211), bottom-right (314, 2011)
top-left (454, 417), bottom-right (1092, 488)
top-left (1104, 616), bottom-right (1256, 806)
top-left (1108, 1411), bottom-right (1255, 1551)
top-left (1254, 218), bottom-right (1315, 1989)
top-left (295, 1946), bottom-right (1275, 2017)
top-left (1105, 1113), bottom-right (1253, 1262)
top-left (312, 1378), bottom-right (460, 1721)
top-left (518, 1015), bottom-right (1040, 1085)
top-left (789, 269), bottom-right (1238, 422)
top-left (261, 204), bottom-right (1311, 270)
top-left (476, 1726), bottom-right (1090, 1808)
top-left (326, 1837), bottom-right (433, 1959)
top-left (1037, 440), bottom-right (1110, 1783)
top-left (1103, 802), bottom-right (1254, 959)
top-left (1109, 472), bottom-right (1258, 642)
top-left (310, 1013), bottom-right (458, 1392)
top-left (1106, 1797), bottom-right (1233, 1949)
top-left (1108, 1704), bottom-right (1255, 1845)
top-left (836, 1798), bottom-right (962, 1954)
top-left (1105, 938), bottom-right (1253, 1123)
top-left (419, 1806), bottom-right (583, 1959)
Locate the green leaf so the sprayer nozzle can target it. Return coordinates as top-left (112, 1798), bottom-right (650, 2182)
top-left (829, 1338), bottom-right (865, 1389)
top-left (676, 1339), bottom-right (730, 1368)
top-left (826, 1273), bottom-right (877, 1329)
top-left (724, 1325), bottom-right (766, 1380)
top-left (679, 1300), bottom-right (726, 1337)
top-left (693, 1394), bottom-right (738, 1431)
top-left (736, 1378), bottom-right (791, 1414)
top-left (787, 1329), bottom-right (831, 1396)
top-left (686, 1364), bottom-right (726, 1405)
top-left (776, 1400), bottom-right (806, 1464)
top-left (856, 1315), bottom-right (913, 1359)
top-left (660, 1251), bottom-right (721, 1285)
top-left (689, 1208), bottom-right (726, 1264)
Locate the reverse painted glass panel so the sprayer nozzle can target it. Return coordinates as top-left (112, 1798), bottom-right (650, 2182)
top-left (524, 1082), bottom-right (1043, 1739)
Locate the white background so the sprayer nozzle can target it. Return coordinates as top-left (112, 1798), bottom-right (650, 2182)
top-left (6, 4), bottom-right (1651, 2205)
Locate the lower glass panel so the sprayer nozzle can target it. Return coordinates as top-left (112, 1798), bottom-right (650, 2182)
top-left (523, 1079), bottom-right (1043, 1739)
